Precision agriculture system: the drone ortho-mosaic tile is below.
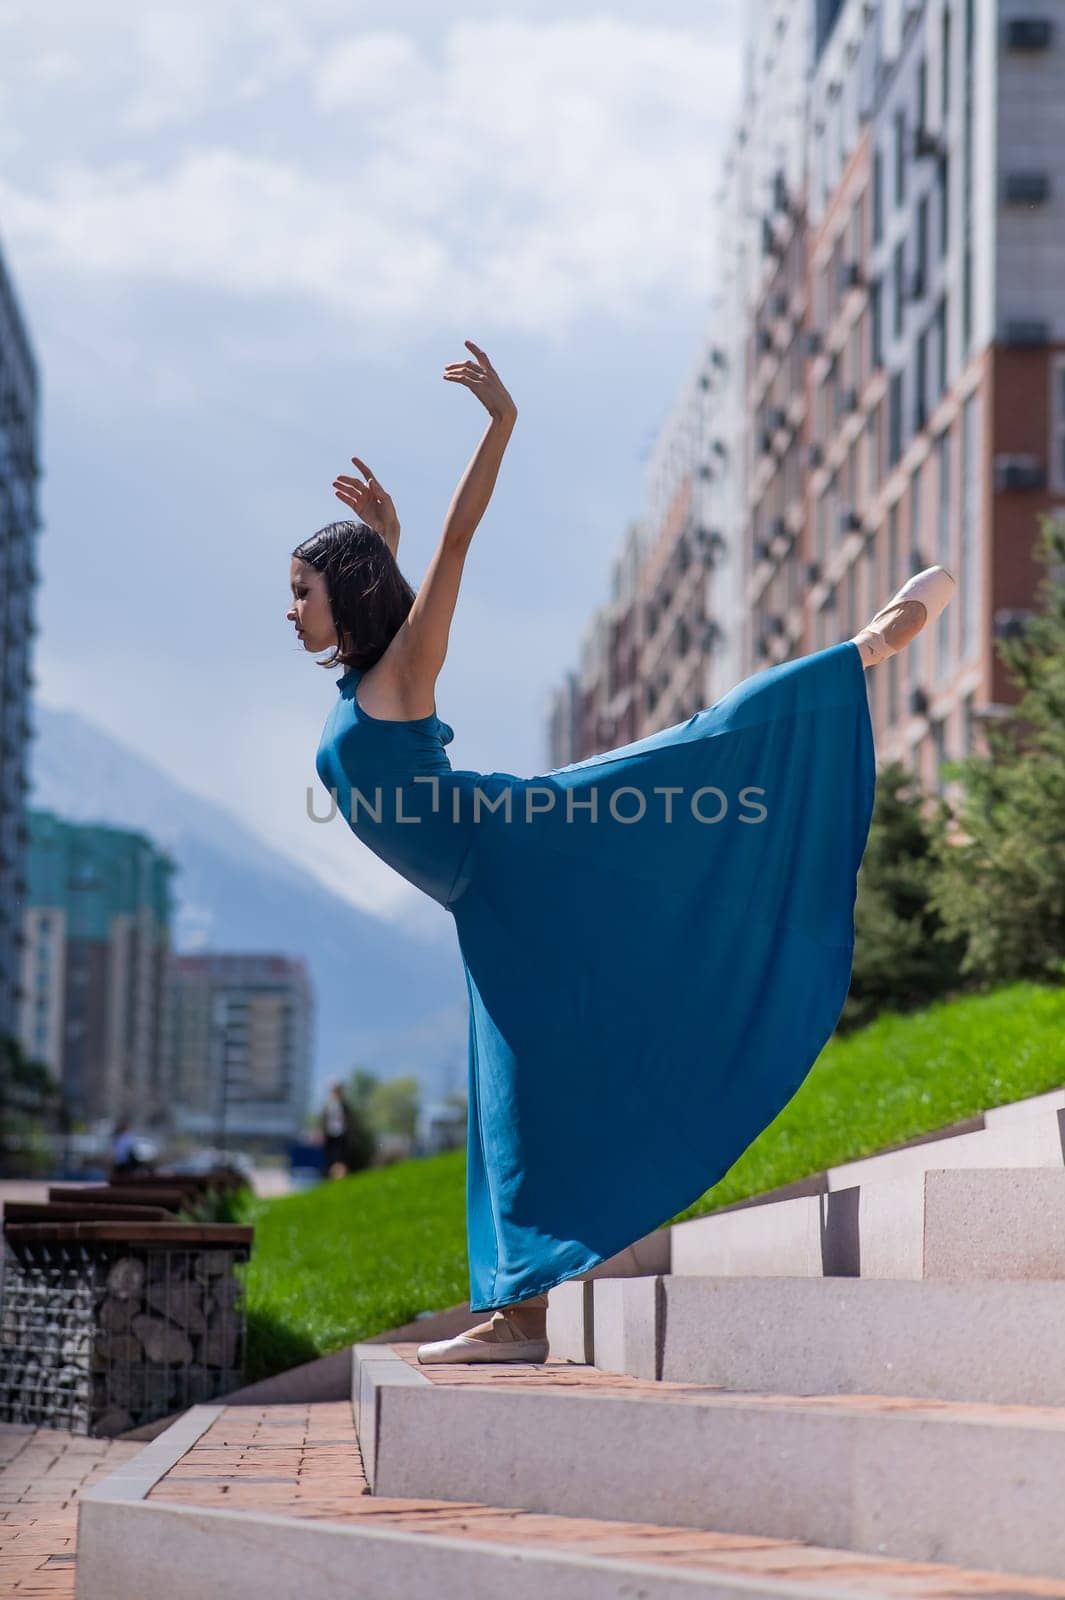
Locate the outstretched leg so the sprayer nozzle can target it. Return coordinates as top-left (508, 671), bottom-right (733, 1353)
top-left (850, 565), bottom-right (955, 670)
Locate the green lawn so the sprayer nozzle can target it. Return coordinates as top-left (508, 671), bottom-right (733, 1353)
top-left (235, 979), bottom-right (1065, 1381)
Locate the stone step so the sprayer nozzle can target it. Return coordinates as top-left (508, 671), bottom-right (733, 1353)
top-left (579, 1274), bottom-right (1065, 1403)
top-left (825, 1103), bottom-right (1065, 1189)
top-left (664, 1167), bottom-right (1065, 1283)
top-left (74, 1396), bottom-right (1065, 1599)
top-left (353, 1343), bottom-right (1065, 1580)
top-left (551, 1099), bottom-right (1065, 1325)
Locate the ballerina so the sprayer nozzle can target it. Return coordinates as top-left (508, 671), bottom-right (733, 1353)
top-left (288, 341), bottom-right (955, 1366)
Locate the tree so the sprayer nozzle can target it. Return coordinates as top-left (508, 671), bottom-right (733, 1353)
top-left (926, 513), bottom-right (1065, 985)
top-left (368, 1075), bottom-right (421, 1142)
top-left (841, 760), bottom-right (969, 1032)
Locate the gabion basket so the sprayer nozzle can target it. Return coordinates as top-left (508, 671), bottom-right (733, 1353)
top-left (0, 1225), bottom-right (252, 1436)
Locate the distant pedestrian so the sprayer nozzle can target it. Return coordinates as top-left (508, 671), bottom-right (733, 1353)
top-left (110, 1118), bottom-right (140, 1178)
top-left (321, 1082), bottom-right (353, 1178)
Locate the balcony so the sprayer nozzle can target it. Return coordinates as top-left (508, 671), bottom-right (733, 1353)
top-left (993, 608), bottom-right (1035, 640)
top-left (1005, 18), bottom-right (1053, 50)
top-left (913, 126), bottom-right (945, 160)
top-left (1002, 171), bottom-right (1051, 206)
top-left (837, 261), bottom-right (864, 295)
top-left (1003, 318), bottom-right (1050, 347)
top-left (994, 454), bottom-right (1046, 491)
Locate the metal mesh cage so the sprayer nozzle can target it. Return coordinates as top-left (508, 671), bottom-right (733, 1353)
top-left (0, 1236), bottom-right (249, 1436)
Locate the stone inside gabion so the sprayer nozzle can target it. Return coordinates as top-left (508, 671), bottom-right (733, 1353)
top-left (0, 1240), bottom-right (248, 1437)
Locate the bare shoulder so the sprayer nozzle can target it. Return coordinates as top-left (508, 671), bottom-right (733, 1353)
top-left (356, 647), bottom-right (439, 722)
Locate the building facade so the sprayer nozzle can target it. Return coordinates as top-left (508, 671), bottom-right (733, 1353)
top-left (549, 0), bottom-right (1064, 794)
top-left (0, 242), bottom-right (41, 1044)
top-left (168, 953), bottom-right (313, 1149)
top-left (17, 811), bottom-right (176, 1126)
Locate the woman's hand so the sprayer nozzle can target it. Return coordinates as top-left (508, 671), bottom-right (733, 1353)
top-left (332, 457), bottom-right (401, 552)
top-left (442, 340), bottom-right (517, 426)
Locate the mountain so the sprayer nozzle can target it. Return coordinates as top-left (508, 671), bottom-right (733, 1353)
top-left (27, 706), bottom-right (469, 1109)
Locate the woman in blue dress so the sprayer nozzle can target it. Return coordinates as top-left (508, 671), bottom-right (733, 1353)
top-left (293, 340), bottom-right (955, 1367)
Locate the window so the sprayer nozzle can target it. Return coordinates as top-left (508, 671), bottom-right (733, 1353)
top-left (893, 239), bottom-right (906, 338)
top-left (915, 329), bottom-right (929, 430)
top-left (917, 55), bottom-right (928, 132)
top-left (894, 109), bottom-right (907, 207)
top-left (868, 399), bottom-right (882, 493)
top-left (887, 501), bottom-right (900, 723)
top-left (845, 561), bottom-right (856, 637)
top-left (935, 294), bottom-right (949, 397)
top-left (870, 276), bottom-right (884, 369)
top-left (963, 688), bottom-right (976, 755)
top-left (846, 438), bottom-right (858, 507)
top-left (909, 463), bottom-right (924, 682)
top-left (936, 429), bottom-right (952, 678)
top-left (873, 146), bottom-right (884, 245)
top-left (1049, 355), bottom-right (1065, 493)
top-left (937, 153), bottom-right (950, 258)
top-left (932, 716), bottom-right (948, 794)
top-left (915, 194), bottom-right (929, 294)
top-left (941, 8), bottom-right (952, 120)
top-left (960, 390), bottom-right (980, 658)
top-left (889, 369), bottom-right (904, 466)
top-left (962, 0), bottom-right (975, 354)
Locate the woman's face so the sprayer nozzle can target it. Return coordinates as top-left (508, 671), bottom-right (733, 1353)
top-left (287, 558), bottom-right (337, 655)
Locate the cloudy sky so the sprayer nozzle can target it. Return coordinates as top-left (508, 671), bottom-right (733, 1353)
top-left (1, 0), bottom-right (746, 924)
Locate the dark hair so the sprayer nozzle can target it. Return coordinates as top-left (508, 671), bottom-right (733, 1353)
top-left (291, 520), bottom-right (416, 672)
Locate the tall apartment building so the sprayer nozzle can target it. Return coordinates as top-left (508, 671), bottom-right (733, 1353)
top-left (168, 953), bottom-right (313, 1149)
top-left (0, 242), bottom-right (41, 1043)
top-left (17, 811), bottom-right (176, 1125)
top-left (775, 0), bottom-right (1065, 793)
top-left (550, 0), bottom-right (1064, 791)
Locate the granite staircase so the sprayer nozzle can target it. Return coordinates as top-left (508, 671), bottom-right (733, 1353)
top-left (75, 1086), bottom-right (1065, 1598)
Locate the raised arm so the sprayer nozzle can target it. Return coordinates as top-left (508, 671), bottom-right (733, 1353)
top-left (332, 456), bottom-right (402, 559)
top-left (377, 342), bottom-right (517, 715)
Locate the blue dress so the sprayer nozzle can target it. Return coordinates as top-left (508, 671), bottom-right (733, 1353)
top-left (315, 639), bottom-right (875, 1311)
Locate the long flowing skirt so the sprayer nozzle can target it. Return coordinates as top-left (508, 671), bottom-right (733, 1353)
top-left (446, 639), bottom-right (876, 1310)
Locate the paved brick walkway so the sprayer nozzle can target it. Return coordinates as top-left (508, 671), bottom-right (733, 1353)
top-left (0, 1423), bottom-right (141, 1596)
top-left (144, 1401), bottom-right (1065, 1596)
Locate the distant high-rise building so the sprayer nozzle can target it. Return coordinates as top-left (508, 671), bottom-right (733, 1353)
top-left (0, 240), bottom-right (42, 1043)
top-left (17, 811), bottom-right (176, 1125)
top-left (168, 953), bottom-right (313, 1149)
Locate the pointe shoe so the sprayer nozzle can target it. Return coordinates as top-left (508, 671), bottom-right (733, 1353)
top-left (417, 1295), bottom-right (549, 1365)
top-left (851, 565), bottom-right (955, 668)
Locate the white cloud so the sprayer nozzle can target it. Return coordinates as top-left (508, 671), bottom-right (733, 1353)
top-left (0, 17), bottom-right (737, 339)
top-left (314, 31), bottom-right (428, 112)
